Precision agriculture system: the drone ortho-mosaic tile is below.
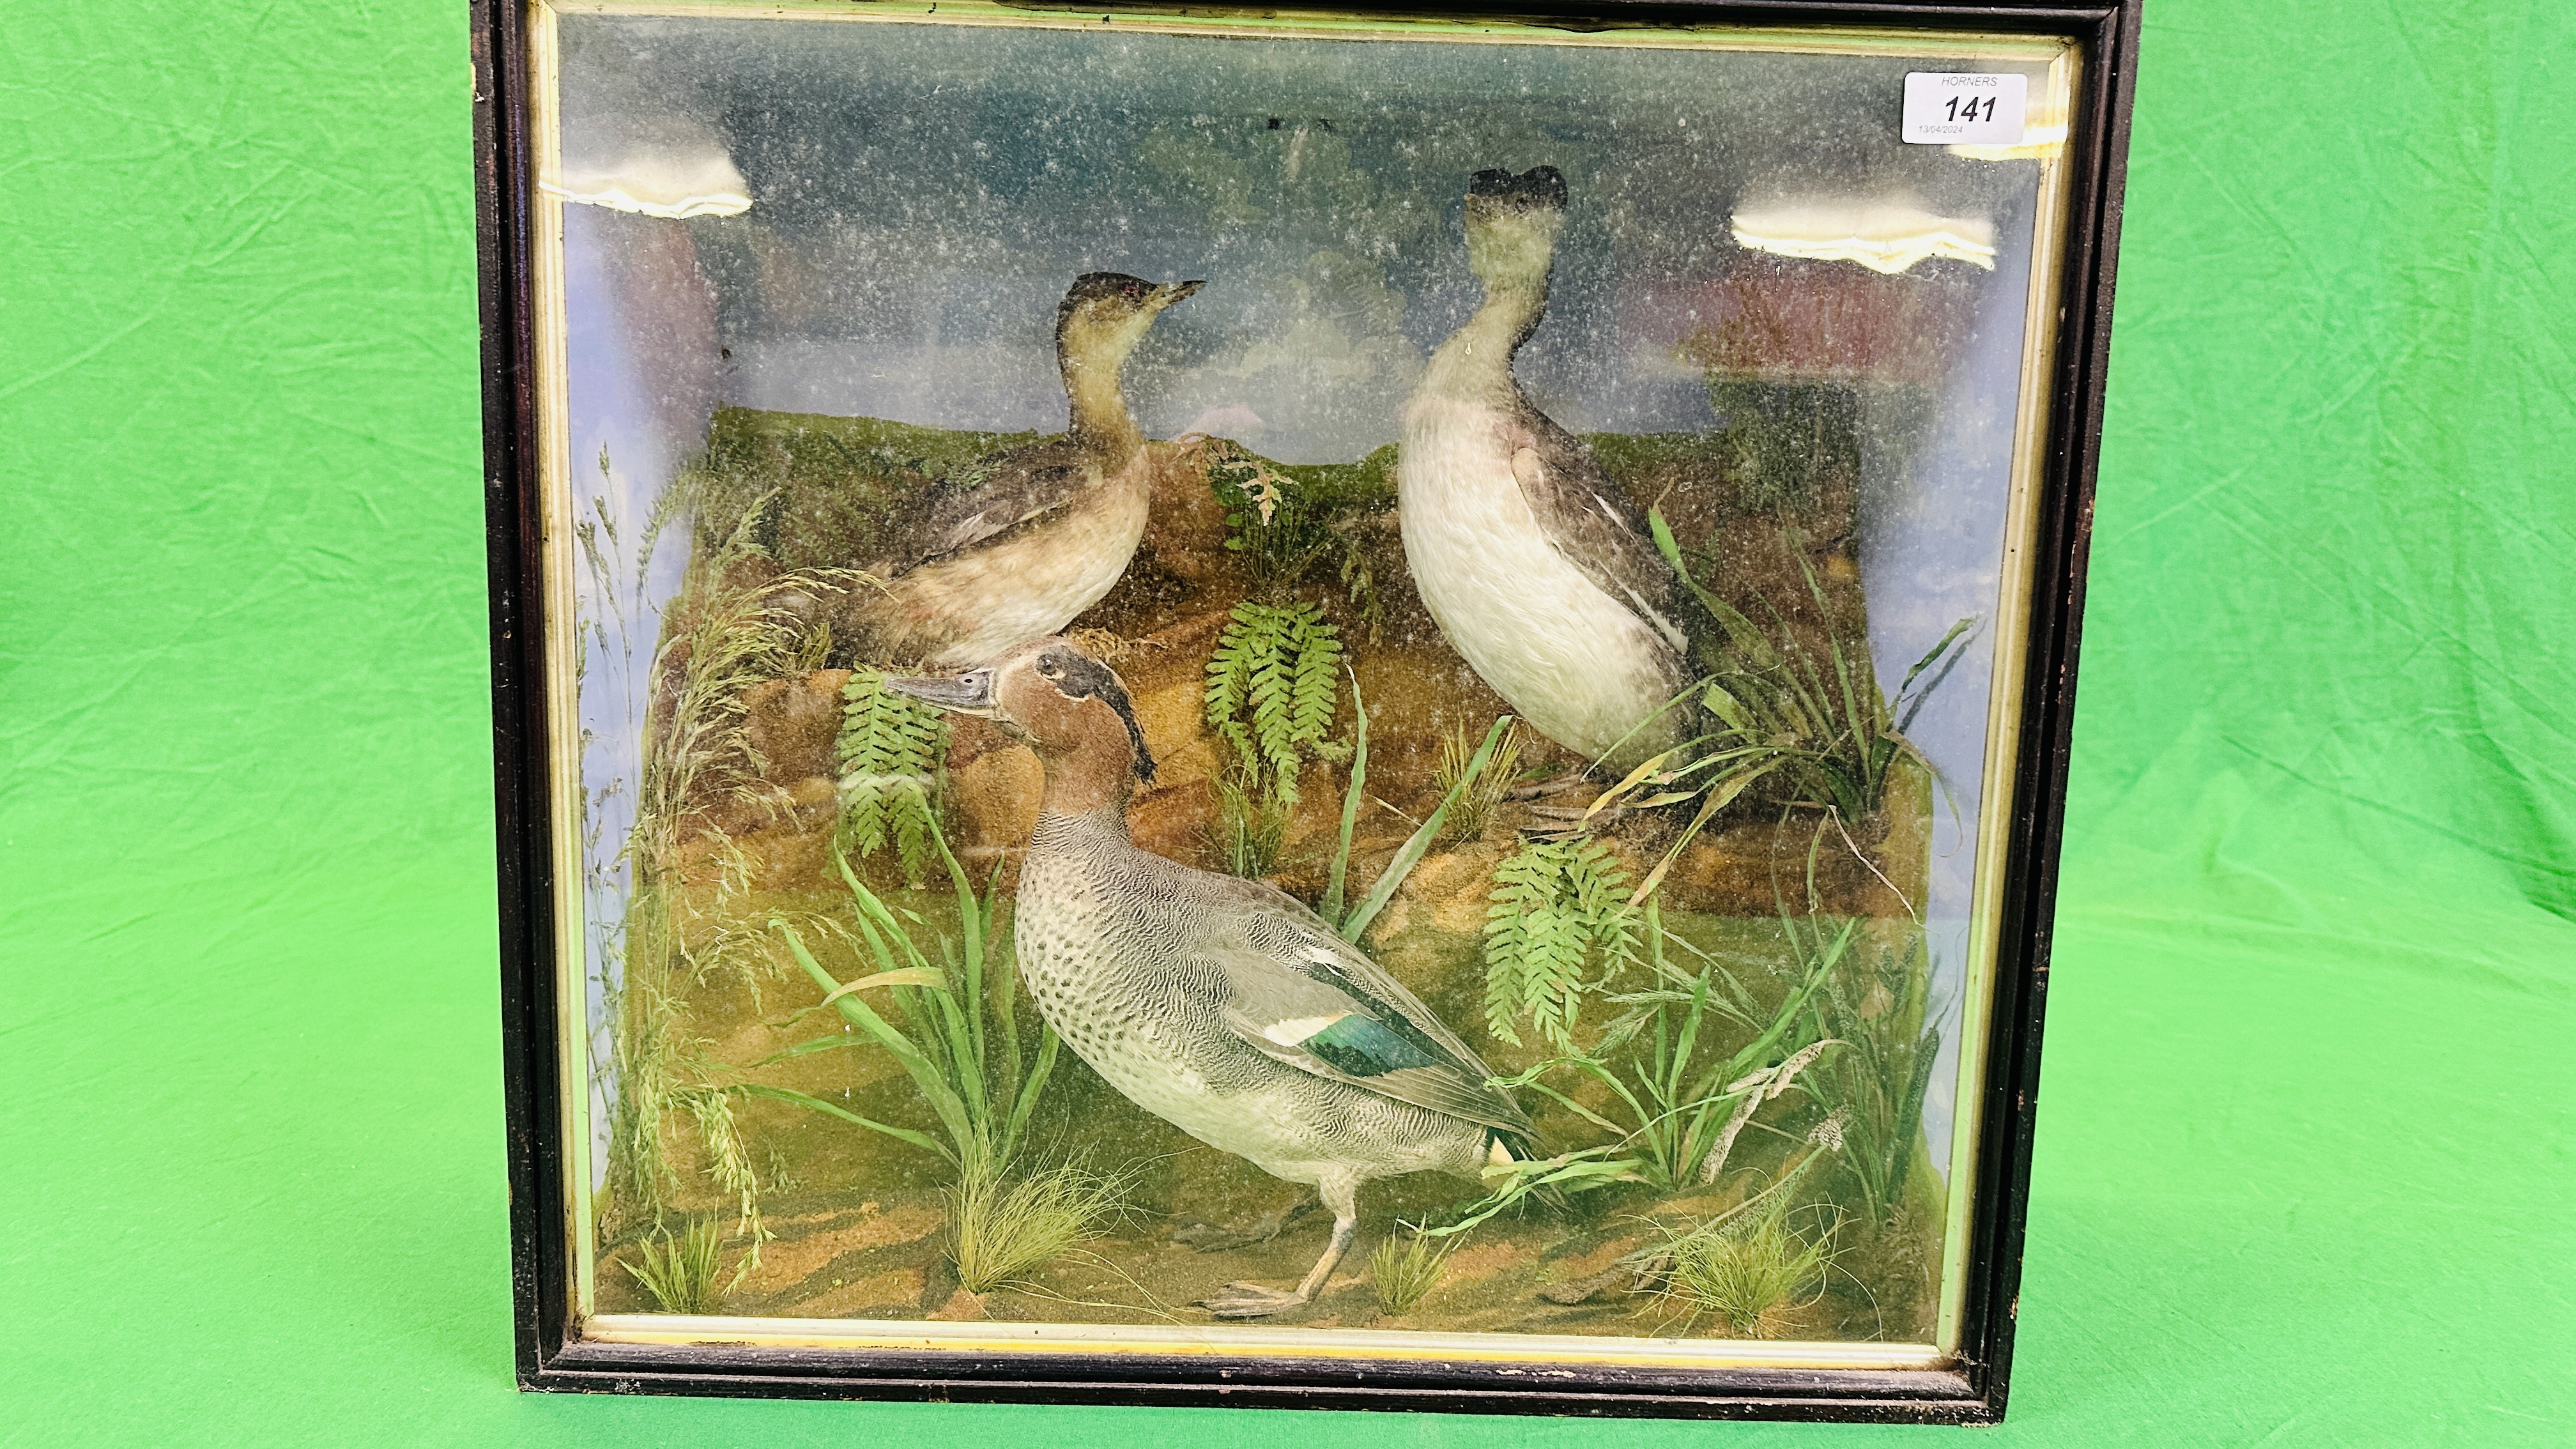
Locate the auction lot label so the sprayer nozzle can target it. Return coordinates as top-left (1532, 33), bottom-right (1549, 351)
top-left (1903, 72), bottom-right (2028, 144)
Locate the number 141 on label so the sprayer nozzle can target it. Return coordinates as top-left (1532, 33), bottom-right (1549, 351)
top-left (1901, 72), bottom-right (2028, 145)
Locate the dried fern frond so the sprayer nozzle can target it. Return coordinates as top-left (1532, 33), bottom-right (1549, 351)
top-left (1203, 600), bottom-right (1342, 806)
top-left (1202, 439), bottom-right (1323, 588)
top-left (836, 670), bottom-right (948, 884)
top-left (1482, 838), bottom-right (1641, 1048)
top-left (1197, 438), bottom-right (1388, 637)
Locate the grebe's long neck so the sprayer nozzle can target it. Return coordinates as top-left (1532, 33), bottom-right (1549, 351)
top-left (1419, 273), bottom-right (1547, 404)
top-left (1062, 349), bottom-right (1144, 463)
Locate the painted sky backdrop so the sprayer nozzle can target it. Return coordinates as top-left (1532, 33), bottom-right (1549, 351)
top-left (561, 16), bottom-right (2046, 456)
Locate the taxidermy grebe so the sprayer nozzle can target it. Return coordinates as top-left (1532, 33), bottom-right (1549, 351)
top-left (887, 638), bottom-right (1540, 1319)
top-left (822, 272), bottom-right (1201, 670)
top-left (1399, 167), bottom-right (1694, 775)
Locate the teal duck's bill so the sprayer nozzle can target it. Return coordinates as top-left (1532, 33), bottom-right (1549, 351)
top-left (884, 670), bottom-right (996, 716)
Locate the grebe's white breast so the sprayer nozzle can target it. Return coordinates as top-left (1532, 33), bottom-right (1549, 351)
top-left (1399, 394), bottom-right (1684, 772)
top-left (891, 462), bottom-right (1153, 670)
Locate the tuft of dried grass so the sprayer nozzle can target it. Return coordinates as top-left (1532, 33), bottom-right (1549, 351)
top-left (1064, 626), bottom-right (1167, 667)
top-left (948, 1158), bottom-right (1136, 1295)
top-left (1368, 1228), bottom-right (1457, 1316)
top-left (1653, 1133), bottom-right (1846, 1338)
top-left (1207, 767), bottom-right (1292, 879)
top-left (1659, 1206), bottom-right (1836, 1338)
top-left (1435, 720), bottom-right (1521, 846)
top-left (622, 1219), bottom-right (729, 1315)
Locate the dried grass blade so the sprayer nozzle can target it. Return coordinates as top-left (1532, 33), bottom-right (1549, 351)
top-left (1322, 666), bottom-right (1370, 927)
top-left (1584, 749), bottom-right (1676, 822)
top-left (1628, 757), bottom-right (1783, 906)
top-left (816, 967), bottom-right (946, 1006)
top-left (728, 1084), bottom-right (954, 1165)
top-left (1340, 715), bottom-right (1513, 942)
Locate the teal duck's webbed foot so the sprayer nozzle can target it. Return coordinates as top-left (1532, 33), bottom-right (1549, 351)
top-left (1197, 1280), bottom-right (1315, 1319)
top-left (1195, 1184), bottom-right (1358, 1319)
top-left (1172, 1194), bottom-right (1317, 1252)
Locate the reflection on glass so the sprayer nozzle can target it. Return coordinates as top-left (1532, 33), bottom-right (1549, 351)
top-left (542, 4), bottom-right (2067, 1359)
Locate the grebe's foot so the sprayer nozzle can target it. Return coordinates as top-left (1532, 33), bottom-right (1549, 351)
top-left (1173, 1195), bottom-right (1317, 1252)
top-left (1197, 1281), bottom-right (1312, 1319)
top-left (1504, 769), bottom-right (1593, 802)
top-left (1528, 802), bottom-right (1630, 824)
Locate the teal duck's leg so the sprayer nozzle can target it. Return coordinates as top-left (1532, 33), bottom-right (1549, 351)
top-left (1197, 1174), bottom-right (1360, 1319)
top-left (1172, 1193), bottom-right (1318, 1252)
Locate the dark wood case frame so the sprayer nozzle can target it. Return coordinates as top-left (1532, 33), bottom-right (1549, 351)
top-left (473, 0), bottom-right (2136, 1422)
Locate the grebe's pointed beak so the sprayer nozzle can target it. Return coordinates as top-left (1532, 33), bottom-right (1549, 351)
top-left (1149, 279), bottom-right (1205, 311)
top-left (883, 668), bottom-right (997, 717)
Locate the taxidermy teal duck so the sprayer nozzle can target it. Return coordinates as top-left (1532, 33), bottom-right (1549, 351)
top-left (887, 638), bottom-right (1539, 1317)
top-left (1399, 167), bottom-right (1694, 776)
top-left (822, 273), bottom-right (1202, 670)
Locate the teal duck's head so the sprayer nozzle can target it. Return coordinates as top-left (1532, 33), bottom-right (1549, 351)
top-left (887, 638), bottom-right (1156, 799)
top-left (1055, 272), bottom-right (1204, 372)
top-left (1462, 165), bottom-right (1567, 290)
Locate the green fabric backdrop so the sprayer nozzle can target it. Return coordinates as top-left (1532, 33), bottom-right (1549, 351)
top-left (4, 3), bottom-right (2568, 1443)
